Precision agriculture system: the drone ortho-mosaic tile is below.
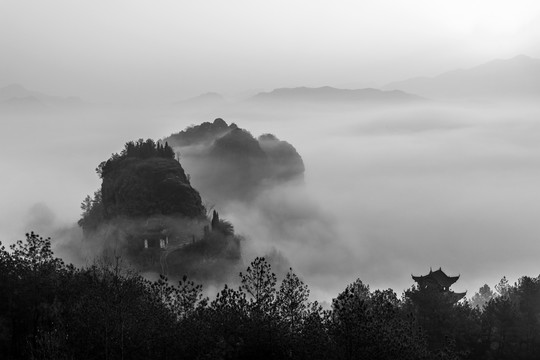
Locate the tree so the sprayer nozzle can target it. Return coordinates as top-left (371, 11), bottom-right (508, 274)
top-left (211, 210), bottom-right (220, 231)
top-left (239, 257), bottom-right (285, 359)
top-left (495, 276), bottom-right (511, 298)
top-left (277, 269), bottom-right (309, 331)
top-left (481, 276), bottom-right (540, 359)
top-left (0, 233), bottom-right (66, 358)
top-left (470, 284), bottom-right (495, 310)
top-left (240, 257), bottom-right (277, 315)
top-left (150, 274), bottom-right (206, 321)
top-left (275, 269), bottom-right (310, 358)
top-left (332, 279), bottom-right (432, 360)
top-left (78, 190), bottom-right (104, 234)
top-left (200, 285), bottom-right (249, 359)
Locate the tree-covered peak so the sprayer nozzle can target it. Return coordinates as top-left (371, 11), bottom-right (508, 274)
top-left (97, 138), bottom-right (175, 179)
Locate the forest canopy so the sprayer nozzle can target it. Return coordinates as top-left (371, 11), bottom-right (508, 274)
top-left (96, 138), bottom-right (175, 179)
top-left (1, 232), bottom-right (540, 360)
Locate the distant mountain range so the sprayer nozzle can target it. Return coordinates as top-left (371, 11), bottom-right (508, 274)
top-left (8, 54), bottom-right (538, 110)
top-left (175, 92), bottom-right (225, 106)
top-left (384, 55), bottom-right (540, 100)
top-left (169, 86), bottom-right (424, 111)
top-left (250, 86), bottom-right (424, 104)
top-left (0, 84), bottom-right (83, 111)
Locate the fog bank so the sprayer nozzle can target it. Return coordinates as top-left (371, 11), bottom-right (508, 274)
top-left (2, 100), bottom-right (540, 301)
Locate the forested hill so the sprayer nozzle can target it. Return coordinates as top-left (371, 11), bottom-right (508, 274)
top-left (79, 139), bottom-right (205, 233)
top-left (164, 117), bottom-right (234, 146)
top-left (164, 118), bottom-right (305, 204)
top-left (98, 139), bottom-right (205, 220)
top-left (77, 138), bottom-right (242, 284)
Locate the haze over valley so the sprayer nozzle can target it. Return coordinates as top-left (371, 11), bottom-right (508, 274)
top-left (2, 0), bottom-right (540, 310)
top-left (2, 56), bottom-right (540, 301)
top-left (5, 3), bottom-right (540, 357)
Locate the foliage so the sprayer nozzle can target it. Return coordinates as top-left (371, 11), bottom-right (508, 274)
top-left (403, 283), bottom-right (482, 357)
top-left (97, 139), bottom-right (175, 179)
top-left (495, 276), bottom-right (511, 298)
top-left (470, 284), bottom-right (495, 310)
top-left (77, 190), bottom-right (104, 234)
top-left (4, 232), bottom-right (540, 360)
top-left (79, 138), bottom-right (205, 234)
top-left (240, 257), bottom-right (277, 315)
top-left (332, 280), bottom-right (431, 360)
top-left (211, 210), bottom-right (235, 236)
top-left (165, 230), bottom-right (242, 284)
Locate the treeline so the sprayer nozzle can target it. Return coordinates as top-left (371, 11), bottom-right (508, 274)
top-left (96, 139), bottom-right (175, 179)
top-left (1, 233), bottom-right (540, 359)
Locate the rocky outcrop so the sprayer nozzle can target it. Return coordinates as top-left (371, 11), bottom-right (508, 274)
top-left (101, 157), bottom-right (205, 220)
top-left (164, 118), bottom-right (304, 204)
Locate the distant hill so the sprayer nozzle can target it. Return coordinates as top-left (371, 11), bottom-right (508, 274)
top-left (0, 95), bottom-right (50, 112)
top-left (164, 118), bottom-right (305, 204)
top-left (250, 86), bottom-right (424, 105)
top-left (166, 117), bottom-right (233, 146)
top-left (0, 83), bottom-right (84, 109)
top-left (173, 92), bottom-right (226, 109)
top-left (384, 55), bottom-right (540, 100)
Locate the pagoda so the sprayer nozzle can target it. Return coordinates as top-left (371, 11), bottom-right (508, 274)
top-left (412, 267), bottom-right (466, 303)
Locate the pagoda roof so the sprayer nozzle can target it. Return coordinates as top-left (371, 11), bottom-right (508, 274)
top-left (412, 267), bottom-right (460, 288)
top-left (451, 291), bottom-right (467, 302)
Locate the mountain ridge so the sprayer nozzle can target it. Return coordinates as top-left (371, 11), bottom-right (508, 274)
top-left (383, 55), bottom-right (540, 100)
top-left (250, 86), bottom-right (425, 104)
top-left (0, 83), bottom-right (84, 110)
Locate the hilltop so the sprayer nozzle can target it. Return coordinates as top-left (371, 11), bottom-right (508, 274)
top-left (164, 118), bottom-right (305, 204)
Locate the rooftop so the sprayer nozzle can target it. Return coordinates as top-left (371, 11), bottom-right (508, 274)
top-left (412, 267), bottom-right (460, 289)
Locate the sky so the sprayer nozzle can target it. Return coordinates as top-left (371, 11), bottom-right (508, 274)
top-left (1, 0), bottom-right (540, 301)
top-left (1, 0), bottom-right (540, 103)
